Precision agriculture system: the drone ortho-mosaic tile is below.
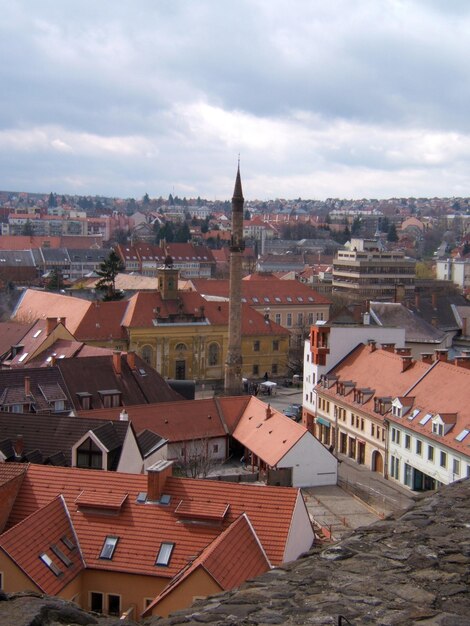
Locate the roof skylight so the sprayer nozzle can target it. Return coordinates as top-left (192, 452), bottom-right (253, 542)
top-left (155, 542), bottom-right (174, 566)
top-left (40, 552), bottom-right (62, 576)
top-left (456, 428), bottom-right (470, 442)
top-left (99, 535), bottom-right (119, 560)
top-left (419, 413), bottom-right (433, 425)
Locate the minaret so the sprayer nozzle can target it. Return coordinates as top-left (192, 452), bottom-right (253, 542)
top-left (224, 164), bottom-right (245, 395)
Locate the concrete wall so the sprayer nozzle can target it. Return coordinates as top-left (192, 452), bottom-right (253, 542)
top-left (278, 432), bottom-right (337, 487)
top-left (283, 492), bottom-right (315, 563)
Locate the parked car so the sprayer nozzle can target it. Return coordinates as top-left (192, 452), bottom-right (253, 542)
top-left (284, 404), bottom-right (302, 421)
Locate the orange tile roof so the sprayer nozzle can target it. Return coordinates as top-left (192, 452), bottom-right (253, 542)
top-left (233, 397), bottom-right (307, 467)
top-left (2, 463), bottom-right (299, 582)
top-left (318, 345), bottom-right (432, 420)
top-left (78, 398), bottom-right (228, 441)
top-left (75, 300), bottom-right (128, 341)
top-left (143, 513), bottom-right (270, 616)
top-left (0, 495), bottom-right (84, 595)
top-left (175, 499), bottom-right (229, 521)
top-left (388, 360), bottom-right (470, 455)
top-left (191, 278), bottom-right (331, 305)
top-left (13, 290), bottom-right (91, 334)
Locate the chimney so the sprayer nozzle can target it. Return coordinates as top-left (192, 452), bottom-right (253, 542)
top-left (401, 356), bottom-right (413, 372)
top-left (50, 354), bottom-right (57, 367)
top-left (362, 312), bottom-right (370, 325)
top-left (147, 460), bottom-right (174, 502)
top-left (454, 355), bottom-right (470, 369)
top-left (24, 376), bottom-right (31, 397)
top-left (59, 317), bottom-right (66, 329)
top-left (435, 349), bottom-right (448, 362)
top-left (395, 283), bottom-right (405, 303)
top-left (432, 292), bottom-right (438, 309)
top-left (265, 404), bottom-right (273, 420)
top-left (46, 317), bottom-right (58, 336)
top-left (126, 351), bottom-right (136, 370)
top-left (113, 351), bottom-right (122, 375)
top-left (14, 435), bottom-right (24, 458)
top-left (367, 339), bottom-right (376, 352)
top-left (119, 408), bottom-right (129, 421)
top-left (415, 292), bottom-right (420, 309)
top-left (431, 316), bottom-right (439, 327)
top-left (395, 347), bottom-right (411, 356)
top-left (421, 353), bottom-right (433, 364)
top-left (381, 343), bottom-right (395, 353)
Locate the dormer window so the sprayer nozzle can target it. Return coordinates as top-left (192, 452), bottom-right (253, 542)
top-left (392, 405), bottom-right (401, 417)
top-left (432, 422), bottom-right (444, 436)
top-left (76, 392), bottom-right (92, 410)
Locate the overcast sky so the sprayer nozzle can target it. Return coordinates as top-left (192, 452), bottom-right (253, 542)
top-left (1, 0), bottom-right (470, 200)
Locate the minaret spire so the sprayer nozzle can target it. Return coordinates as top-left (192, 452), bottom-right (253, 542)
top-left (224, 163), bottom-right (245, 396)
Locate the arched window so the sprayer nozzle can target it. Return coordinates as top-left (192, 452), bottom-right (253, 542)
top-left (175, 343), bottom-right (187, 352)
top-left (208, 343), bottom-right (219, 366)
top-left (141, 345), bottom-right (153, 365)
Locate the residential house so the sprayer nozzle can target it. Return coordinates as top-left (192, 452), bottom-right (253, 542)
top-left (0, 412), bottom-right (166, 472)
top-left (303, 315), bottom-right (405, 426)
top-left (313, 343), bottom-right (470, 487)
top-left (0, 461), bottom-right (314, 618)
top-left (0, 367), bottom-right (73, 415)
top-left (78, 395), bottom-right (337, 488)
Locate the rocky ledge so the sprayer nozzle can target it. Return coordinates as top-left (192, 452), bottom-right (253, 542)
top-left (149, 479), bottom-right (470, 626)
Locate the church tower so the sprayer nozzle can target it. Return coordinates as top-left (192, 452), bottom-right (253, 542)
top-left (224, 164), bottom-right (245, 395)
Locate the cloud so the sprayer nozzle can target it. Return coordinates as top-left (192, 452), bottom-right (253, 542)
top-left (1, 0), bottom-right (470, 198)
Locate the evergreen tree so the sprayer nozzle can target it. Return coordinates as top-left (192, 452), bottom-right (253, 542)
top-left (351, 217), bottom-right (362, 236)
top-left (143, 193), bottom-right (150, 205)
top-left (95, 250), bottom-right (125, 301)
top-left (48, 192), bottom-right (57, 208)
top-left (387, 223), bottom-right (398, 242)
top-left (21, 219), bottom-right (34, 236)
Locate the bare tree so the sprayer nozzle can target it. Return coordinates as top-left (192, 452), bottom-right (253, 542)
top-left (175, 436), bottom-right (219, 478)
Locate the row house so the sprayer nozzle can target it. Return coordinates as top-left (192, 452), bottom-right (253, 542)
top-left (312, 342), bottom-right (470, 490)
top-left (115, 242), bottom-right (216, 278)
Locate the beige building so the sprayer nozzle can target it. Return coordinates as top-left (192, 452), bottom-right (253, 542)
top-left (333, 238), bottom-right (416, 301)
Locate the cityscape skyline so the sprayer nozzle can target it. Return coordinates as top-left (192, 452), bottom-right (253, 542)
top-left (2, 1), bottom-right (470, 200)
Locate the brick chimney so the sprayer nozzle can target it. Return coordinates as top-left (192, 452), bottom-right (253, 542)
top-left (432, 292), bottom-right (438, 309)
top-left (14, 435), bottom-right (24, 458)
top-left (394, 283), bottom-right (405, 303)
top-left (435, 349), bottom-right (448, 362)
top-left (265, 404), bottom-right (273, 420)
top-left (24, 376), bottom-right (31, 397)
top-left (401, 356), bottom-right (413, 372)
top-left (126, 351), bottom-right (136, 370)
top-left (415, 292), bottom-right (420, 309)
top-left (454, 355), bottom-right (470, 369)
top-left (113, 351), bottom-right (122, 375)
top-left (147, 460), bottom-right (174, 502)
top-left (119, 408), bottom-right (129, 421)
top-left (46, 317), bottom-right (58, 336)
top-left (367, 339), bottom-right (376, 352)
top-left (421, 353), bottom-right (433, 364)
top-left (381, 343), bottom-right (395, 353)
top-left (395, 347), bottom-right (411, 356)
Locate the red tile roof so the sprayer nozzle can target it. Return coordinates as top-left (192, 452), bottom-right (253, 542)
top-left (0, 495), bottom-right (84, 595)
top-left (190, 278), bottom-right (331, 305)
top-left (143, 513), bottom-right (270, 616)
top-left (2, 463), bottom-right (300, 582)
top-left (233, 397), bottom-right (307, 467)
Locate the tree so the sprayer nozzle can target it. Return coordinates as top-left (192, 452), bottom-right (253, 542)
top-left (387, 223), bottom-right (398, 242)
top-left (95, 250), bottom-right (125, 301)
top-left (48, 192), bottom-right (57, 208)
top-left (175, 221), bottom-right (190, 243)
top-left (21, 219), bottom-right (34, 236)
top-left (175, 437), bottom-right (218, 478)
top-left (351, 217), bottom-right (362, 236)
top-left (244, 209), bottom-right (251, 220)
top-left (143, 193), bottom-right (150, 205)
top-left (45, 269), bottom-right (62, 291)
